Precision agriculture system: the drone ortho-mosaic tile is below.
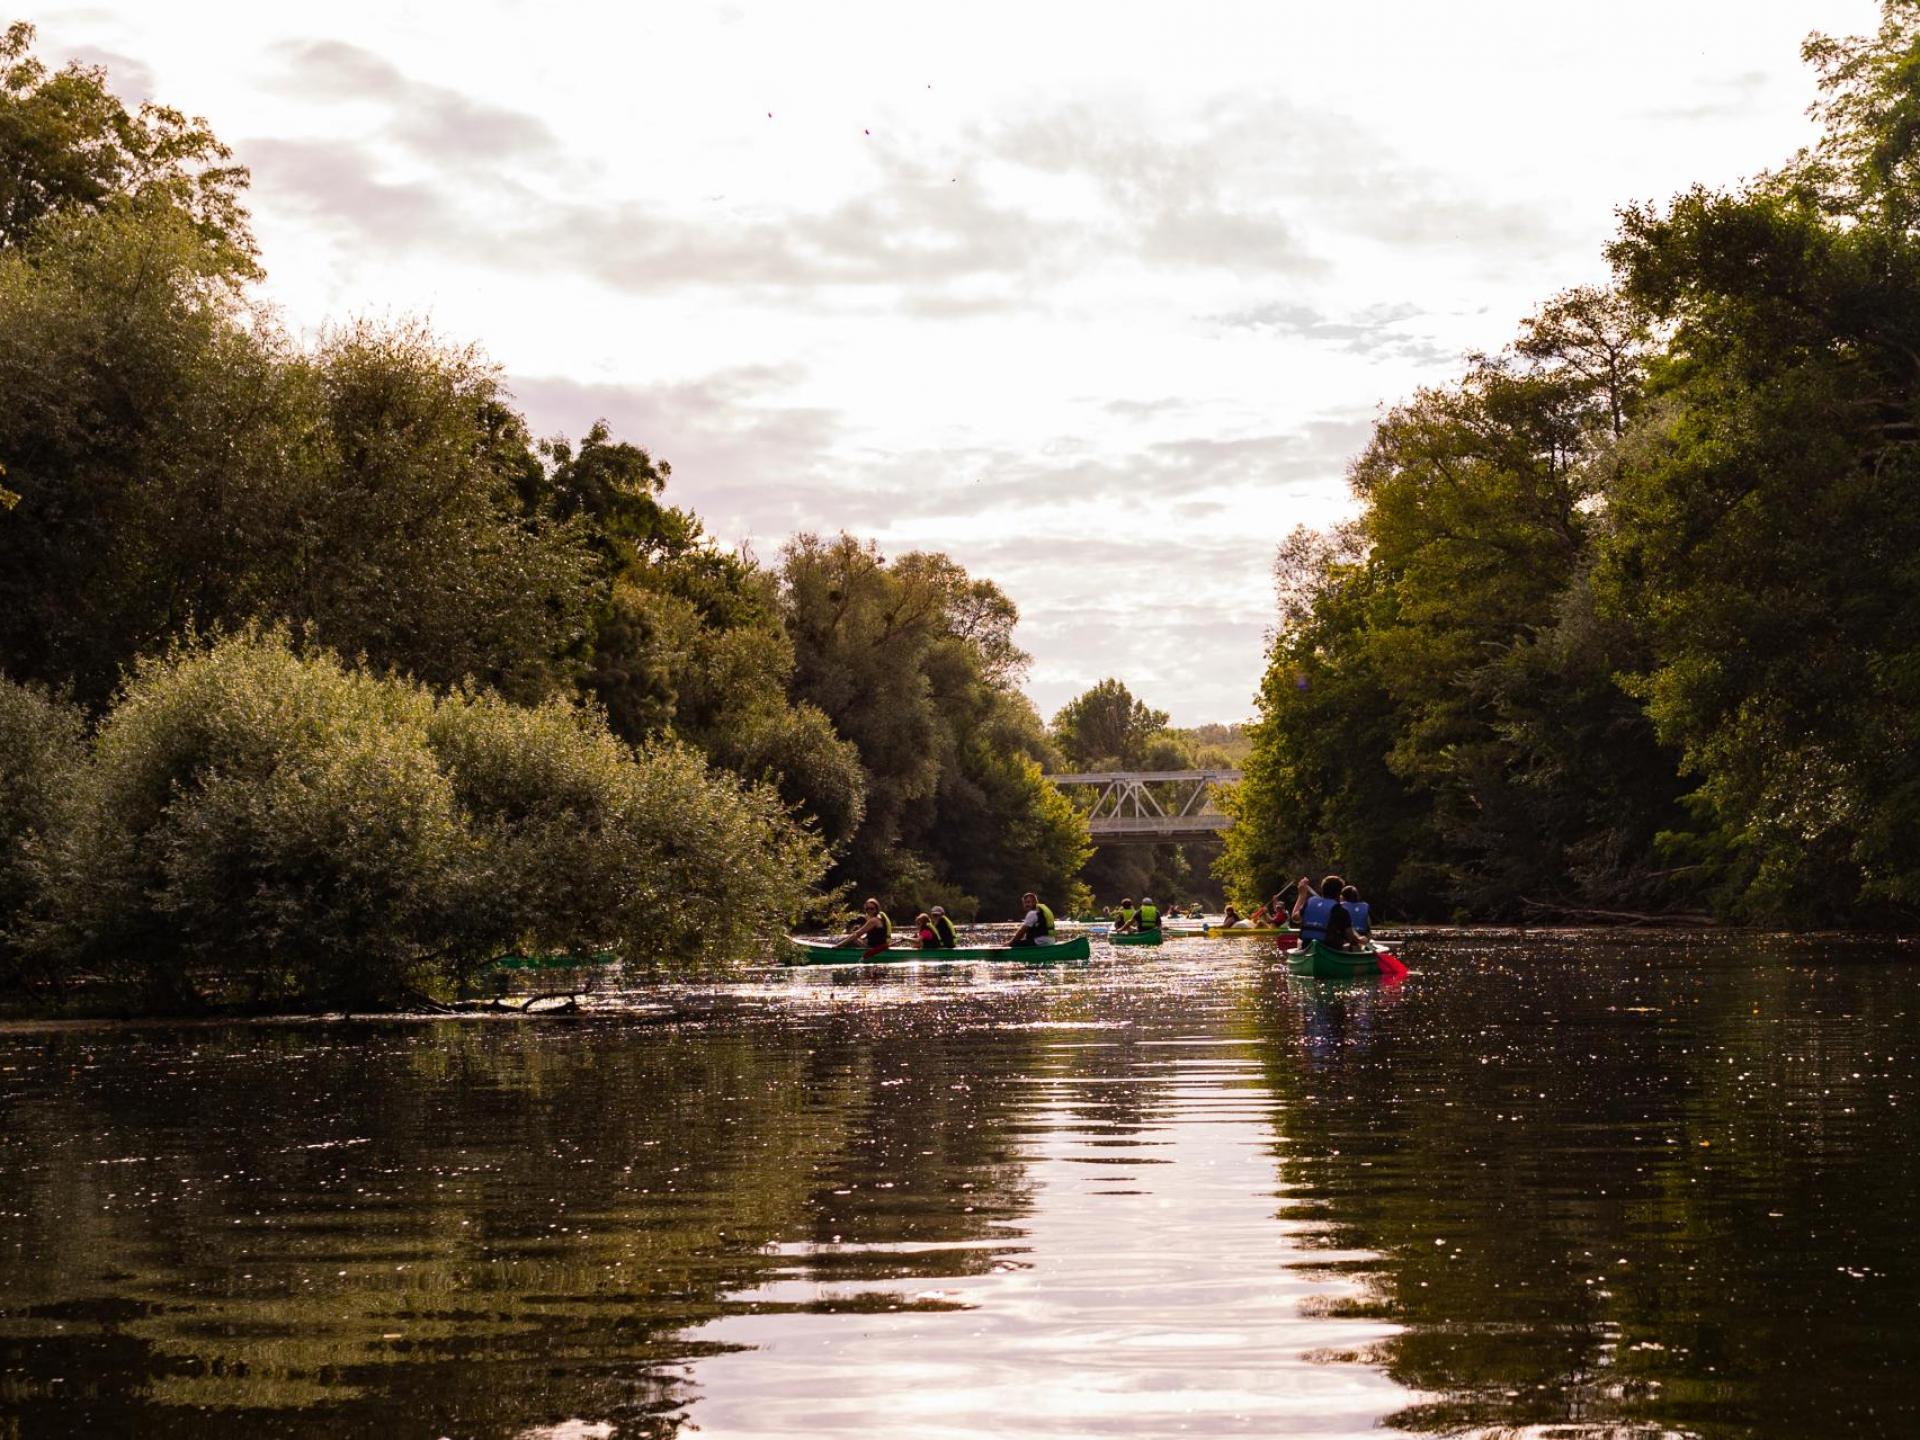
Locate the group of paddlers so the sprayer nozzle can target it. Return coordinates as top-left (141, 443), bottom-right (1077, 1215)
top-left (838, 892), bottom-right (1065, 952)
top-left (835, 873), bottom-right (1373, 955)
top-left (1216, 874), bottom-right (1372, 949)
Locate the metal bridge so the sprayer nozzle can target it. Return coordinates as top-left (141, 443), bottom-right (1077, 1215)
top-left (1049, 770), bottom-right (1242, 845)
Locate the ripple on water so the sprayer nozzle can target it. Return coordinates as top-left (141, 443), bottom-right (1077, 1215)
top-left (3, 931), bottom-right (1919, 1437)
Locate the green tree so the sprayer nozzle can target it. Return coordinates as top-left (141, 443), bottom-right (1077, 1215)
top-left (20, 631), bottom-right (829, 1009)
top-left (522, 422), bottom-right (869, 848)
top-left (0, 677), bottom-right (85, 990)
top-left (780, 533), bottom-right (1088, 915)
top-left (1051, 678), bottom-right (1172, 770)
top-left (1, 21), bottom-right (255, 271)
top-left (0, 203), bottom-right (302, 704)
top-left (1220, 526), bottom-right (1435, 914)
top-left (299, 323), bottom-right (593, 703)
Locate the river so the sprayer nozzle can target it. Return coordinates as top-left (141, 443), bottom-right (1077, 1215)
top-left (2, 930), bottom-right (1916, 1438)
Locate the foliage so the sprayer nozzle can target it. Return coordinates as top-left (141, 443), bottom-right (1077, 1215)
top-left (0, 676), bottom-right (85, 988)
top-left (781, 533), bottom-right (1088, 917)
top-left (0, 209), bottom-right (592, 708)
top-left (19, 633), bottom-right (827, 1009)
top-left (1220, 530), bottom-right (1437, 913)
top-left (1601, 185), bottom-right (1920, 918)
top-left (0, 20), bottom-right (255, 272)
top-left (1225, 3), bottom-right (1920, 926)
top-left (300, 322), bottom-right (593, 703)
top-left (1050, 678), bottom-right (1171, 770)
top-left (427, 686), bottom-right (829, 972)
top-left (0, 204), bottom-right (298, 705)
top-left (26, 632), bottom-right (466, 1008)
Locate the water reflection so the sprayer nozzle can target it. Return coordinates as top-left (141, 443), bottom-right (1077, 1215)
top-left (3, 932), bottom-right (1919, 1437)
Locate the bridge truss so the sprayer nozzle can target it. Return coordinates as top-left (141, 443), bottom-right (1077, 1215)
top-left (1049, 770), bottom-right (1242, 845)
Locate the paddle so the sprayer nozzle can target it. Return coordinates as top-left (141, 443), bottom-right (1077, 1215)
top-left (1376, 948), bottom-right (1408, 979)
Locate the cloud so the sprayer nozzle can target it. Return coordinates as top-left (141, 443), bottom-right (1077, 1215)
top-left (60, 43), bottom-right (155, 102)
top-left (501, 365), bottom-right (1362, 723)
top-left (1645, 68), bottom-right (1776, 123)
top-left (255, 75), bottom-right (1542, 302)
top-left (508, 364), bottom-right (1371, 531)
top-left (505, 367), bottom-right (847, 536)
top-left (246, 129), bottom-right (1072, 295)
top-left (1206, 298), bottom-right (1461, 366)
top-left (247, 139), bottom-right (454, 245)
top-left (984, 95), bottom-right (1561, 270)
top-left (270, 39), bottom-right (560, 166)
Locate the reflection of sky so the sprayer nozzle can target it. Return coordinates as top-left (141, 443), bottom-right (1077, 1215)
top-left (682, 1038), bottom-right (1410, 1437)
top-left (39, 1), bottom-right (1880, 722)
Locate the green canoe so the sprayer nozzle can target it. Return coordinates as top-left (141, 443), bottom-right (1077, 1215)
top-left (1286, 939), bottom-right (1383, 978)
top-left (1109, 929), bottom-right (1164, 947)
top-left (784, 933), bottom-right (1093, 965)
top-left (487, 949), bottom-right (617, 972)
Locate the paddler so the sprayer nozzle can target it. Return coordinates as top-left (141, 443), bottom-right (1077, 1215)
top-left (1219, 904), bottom-right (1248, 928)
top-left (1011, 891), bottom-right (1056, 947)
top-left (1292, 874), bottom-right (1361, 950)
top-left (928, 905), bottom-right (958, 948)
top-left (841, 897), bottom-right (892, 951)
top-left (1136, 895), bottom-right (1160, 933)
top-left (1113, 896), bottom-right (1139, 932)
top-left (1340, 885), bottom-right (1371, 937)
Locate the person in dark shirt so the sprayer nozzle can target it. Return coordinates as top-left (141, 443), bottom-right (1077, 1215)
top-left (928, 906), bottom-right (958, 948)
top-left (1293, 873), bottom-right (1362, 950)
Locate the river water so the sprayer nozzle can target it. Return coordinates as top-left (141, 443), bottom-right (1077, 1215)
top-left (3, 930), bottom-right (1917, 1438)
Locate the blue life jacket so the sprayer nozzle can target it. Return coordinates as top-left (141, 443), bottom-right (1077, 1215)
top-left (1299, 894), bottom-right (1337, 942)
top-left (1348, 901), bottom-right (1370, 934)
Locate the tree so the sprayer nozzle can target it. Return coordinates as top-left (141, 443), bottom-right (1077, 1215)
top-left (1219, 529), bottom-right (1437, 914)
top-left (780, 533), bottom-right (1087, 915)
top-left (1050, 679), bottom-right (1172, 770)
top-left (19, 632), bottom-right (829, 1009)
top-left (0, 204), bottom-right (302, 704)
top-left (1, 21), bottom-right (255, 272)
top-left (1601, 192), bottom-right (1920, 917)
top-left (0, 677), bottom-right (84, 990)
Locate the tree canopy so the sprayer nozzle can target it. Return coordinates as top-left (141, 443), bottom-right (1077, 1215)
top-left (1221, 0), bottom-right (1920, 926)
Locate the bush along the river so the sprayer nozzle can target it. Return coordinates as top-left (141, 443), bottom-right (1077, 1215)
top-left (11, 632), bottom-right (827, 1011)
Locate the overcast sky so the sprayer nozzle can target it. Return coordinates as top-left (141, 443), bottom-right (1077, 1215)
top-left (32, 1), bottom-right (1884, 724)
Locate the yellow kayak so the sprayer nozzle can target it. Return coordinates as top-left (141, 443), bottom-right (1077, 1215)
top-left (1201, 924), bottom-right (1296, 938)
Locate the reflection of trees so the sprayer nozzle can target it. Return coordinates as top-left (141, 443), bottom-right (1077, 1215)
top-left (1247, 936), bottom-right (1920, 1437)
top-left (0, 1012), bottom-right (1050, 1437)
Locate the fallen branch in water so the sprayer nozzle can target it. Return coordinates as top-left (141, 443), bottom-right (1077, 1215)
top-left (1517, 898), bottom-right (1717, 927)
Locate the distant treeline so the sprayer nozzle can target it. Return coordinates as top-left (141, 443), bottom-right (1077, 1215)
top-left (0, 22), bottom-right (1089, 1009)
top-left (1220, 3), bottom-right (1920, 927)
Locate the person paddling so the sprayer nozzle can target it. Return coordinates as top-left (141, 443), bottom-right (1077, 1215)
top-left (1292, 874), bottom-right (1361, 950)
top-left (1135, 895), bottom-right (1160, 933)
top-left (1113, 896), bottom-right (1139, 932)
top-left (1340, 885), bottom-right (1371, 938)
top-left (928, 905), bottom-right (958, 948)
top-left (1011, 891), bottom-right (1056, 947)
top-left (1220, 904), bottom-right (1248, 929)
top-left (841, 897), bottom-right (892, 952)
top-left (1249, 891), bottom-right (1288, 926)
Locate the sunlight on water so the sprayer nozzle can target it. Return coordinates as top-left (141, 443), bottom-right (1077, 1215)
top-left (3, 930), bottom-right (1919, 1437)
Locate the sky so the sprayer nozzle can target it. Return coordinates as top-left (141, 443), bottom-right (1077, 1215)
top-left (29, 0), bottom-right (1886, 725)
